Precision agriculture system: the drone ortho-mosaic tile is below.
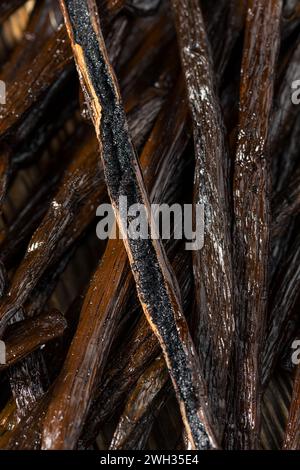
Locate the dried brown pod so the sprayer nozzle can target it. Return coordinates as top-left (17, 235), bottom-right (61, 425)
top-left (171, 0), bottom-right (234, 440)
top-left (0, 310), bottom-right (67, 371)
top-left (230, 0), bottom-right (282, 449)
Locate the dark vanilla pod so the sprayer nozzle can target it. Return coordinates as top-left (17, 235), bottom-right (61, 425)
top-left (230, 0), bottom-right (282, 449)
top-left (171, 0), bottom-right (234, 441)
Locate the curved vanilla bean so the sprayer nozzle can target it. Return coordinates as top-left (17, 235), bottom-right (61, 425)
top-left (171, 0), bottom-right (234, 440)
top-left (56, 0), bottom-right (218, 450)
top-left (0, 311), bottom-right (67, 371)
top-left (110, 355), bottom-right (169, 450)
top-left (283, 364), bottom-right (300, 449)
top-left (230, 0), bottom-right (282, 449)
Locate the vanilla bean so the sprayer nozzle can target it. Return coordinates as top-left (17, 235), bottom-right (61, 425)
top-left (230, 0), bottom-right (282, 449)
top-left (171, 0), bottom-right (234, 440)
top-left (8, 77), bottom-right (190, 449)
top-left (0, 310), bottom-right (67, 371)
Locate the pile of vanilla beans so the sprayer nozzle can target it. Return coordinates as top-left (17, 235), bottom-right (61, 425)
top-left (0, 0), bottom-right (299, 451)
